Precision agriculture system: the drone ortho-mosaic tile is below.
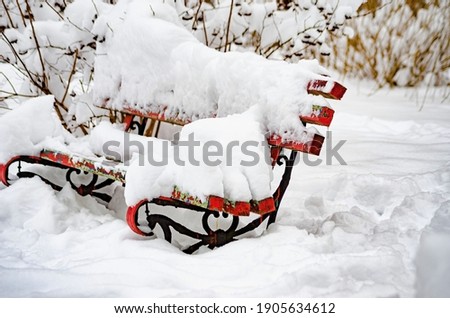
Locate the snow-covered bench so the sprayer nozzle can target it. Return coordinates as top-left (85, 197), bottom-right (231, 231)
top-left (0, 12), bottom-right (347, 253)
top-left (0, 77), bottom-right (345, 252)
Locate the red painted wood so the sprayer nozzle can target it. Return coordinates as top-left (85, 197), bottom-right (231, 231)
top-left (268, 134), bottom-right (325, 156)
top-left (223, 200), bottom-right (251, 216)
top-left (307, 79), bottom-right (347, 100)
top-left (126, 200), bottom-right (152, 236)
top-left (208, 195), bottom-right (225, 212)
top-left (34, 149), bottom-right (278, 217)
top-left (0, 155), bottom-right (42, 186)
top-left (122, 104), bottom-right (336, 128)
top-left (171, 187), bottom-right (225, 212)
top-left (270, 146), bottom-right (282, 167)
top-left (102, 97), bottom-right (340, 153)
top-left (301, 106), bottom-right (335, 127)
top-left (122, 114), bottom-right (134, 131)
top-left (0, 163), bottom-right (8, 186)
top-left (40, 150), bottom-right (126, 183)
top-left (122, 106), bottom-right (188, 126)
top-left (250, 198), bottom-right (276, 215)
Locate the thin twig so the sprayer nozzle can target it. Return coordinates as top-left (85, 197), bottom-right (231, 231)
top-left (355, 1), bottom-right (392, 18)
top-left (1, 33), bottom-right (44, 91)
top-left (202, 14), bottom-right (208, 46)
top-left (52, 100), bottom-right (69, 130)
top-left (15, 0), bottom-right (27, 27)
top-left (77, 123), bottom-right (88, 135)
top-left (192, 0), bottom-right (203, 30)
top-left (224, 0), bottom-right (234, 52)
top-left (0, 89), bottom-right (39, 98)
top-left (1, 0), bottom-right (15, 28)
top-left (44, 0), bottom-right (64, 20)
top-left (0, 72), bottom-right (19, 94)
top-left (61, 49), bottom-right (78, 105)
top-left (91, 0), bottom-right (99, 15)
top-left (25, 0), bottom-right (48, 88)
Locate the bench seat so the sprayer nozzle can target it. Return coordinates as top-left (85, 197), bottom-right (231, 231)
top-left (29, 150), bottom-right (277, 217)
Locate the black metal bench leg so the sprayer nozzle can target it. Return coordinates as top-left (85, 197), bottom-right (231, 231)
top-left (268, 150), bottom-right (298, 226)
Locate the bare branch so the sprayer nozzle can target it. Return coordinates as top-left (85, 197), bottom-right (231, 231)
top-left (1, 33), bottom-right (44, 91)
top-left (25, 0), bottom-right (48, 88)
top-left (44, 0), bottom-right (64, 20)
top-left (1, 0), bottom-right (15, 28)
top-left (0, 89), bottom-right (39, 98)
top-left (224, 0), bottom-right (234, 52)
top-left (15, 0), bottom-right (27, 27)
top-left (61, 49), bottom-right (78, 105)
top-left (0, 72), bottom-right (19, 95)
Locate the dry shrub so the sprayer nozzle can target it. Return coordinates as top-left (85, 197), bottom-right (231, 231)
top-left (328, 0), bottom-right (450, 87)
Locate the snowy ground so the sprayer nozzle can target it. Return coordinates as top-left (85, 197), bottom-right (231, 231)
top-left (0, 82), bottom-right (449, 297)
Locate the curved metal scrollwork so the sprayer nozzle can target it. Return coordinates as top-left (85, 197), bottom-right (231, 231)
top-left (125, 150), bottom-right (300, 254)
top-left (129, 118), bottom-right (148, 135)
top-left (66, 168), bottom-right (115, 202)
top-left (127, 200), bottom-right (270, 254)
top-left (1, 155), bottom-right (115, 203)
top-left (276, 154), bottom-right (290, 166)
top-left (1, 155), bottom-right (66, 189)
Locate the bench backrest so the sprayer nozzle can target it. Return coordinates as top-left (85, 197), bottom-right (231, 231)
top-left (98, 79), bottom-right (346, 156)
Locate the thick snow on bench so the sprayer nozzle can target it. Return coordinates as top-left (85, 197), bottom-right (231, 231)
top-left (90, 109), bottom-right (273, 205)
top-left (0, 96), bottom-right (72, 164)
top-left (0, 99), bottom-right (273, 205)
top-left (93, 0), bottom-right (331, 141)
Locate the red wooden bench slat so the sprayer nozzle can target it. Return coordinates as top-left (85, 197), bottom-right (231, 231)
top-left (122, 113), bottom-right (134, 131)
top-left (119, 104), bottom-right (335, 127)
top-left (37, 150), bottom-right (276, 216)
top-left (121, 106), bottom-right (188, 126)
top-left (171, 186), bottom-right (275, 216)
top-left (300, 106), bottom-right (335, 127)
top-left (268, 134), bottom-right (325, 156)
top-left (223, 200), bottom-right (252, 216)
top-left (40, 150), bottom-right (126, 183)
top-left (250, 197), bottom-right (276, 215)
top-left (307, 79), bottom-right (347, 100)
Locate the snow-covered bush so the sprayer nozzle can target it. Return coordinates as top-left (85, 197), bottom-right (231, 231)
top-left (177, 0), bottom-right (364, 61)
top-left (0, 0), bottom-right (108, 133)
top-left (0, 0), bottom-right (363, 129)
top-left (328, 0), bottom-right (450, 87)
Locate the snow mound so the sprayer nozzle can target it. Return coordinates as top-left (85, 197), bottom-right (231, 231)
top-left (0, 96), bottom-right (71, 165)
top-left (415, 200), bottom-right (450, 297)
top-left (93, 0), bottom-right (330, 140)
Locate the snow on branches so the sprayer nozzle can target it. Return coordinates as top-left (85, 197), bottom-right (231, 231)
top-left (0, 0), bottom-right (363, 129)
top-left (178, 0), bottom-right (364, 60)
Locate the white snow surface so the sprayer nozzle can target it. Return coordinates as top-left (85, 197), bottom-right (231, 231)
top-left (1, 83), bottom-right (449, 297)
top-left (89, 109), bottom-right (273, 205)
top-left (124, 108), bottom-right (273, 205)
top-left (93, 0), bottom-right (329, 141)
top-left (0, 95), bottom-right (72, 164)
